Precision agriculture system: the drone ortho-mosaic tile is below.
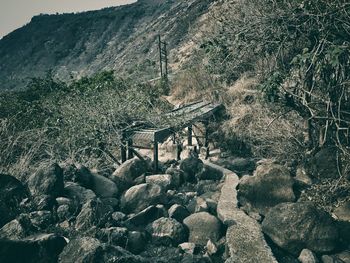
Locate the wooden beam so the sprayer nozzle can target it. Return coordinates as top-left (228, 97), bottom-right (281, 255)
top-left (188, 125), bottom-right (193, 146)
top-left (127, 139), bottom-right (133, 159)
top-left (153, 141), bottom-right (159, 172)
top-left (120, 143), bottom-right (127, 163)
top-left (204, 122), bottom-right (209, 159)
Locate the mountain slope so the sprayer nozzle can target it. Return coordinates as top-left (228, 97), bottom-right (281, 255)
top-left (0, 0), bottom-right (215, 90)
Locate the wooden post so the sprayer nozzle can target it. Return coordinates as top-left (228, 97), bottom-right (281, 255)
top-left (127, 139), bottom-right (133, 159)
top-left (188, 125), bottom-right (192, 146)
top-left (176, 143), bottom-right (182, 161)
top-left (158, 35), bottom-right (163, 78)
top-left (120, 142), bottom-right (127, 163)
top-left (153, 141), bottom-right (159, 172)
top-left (204, 122), bottom-right (209, 159)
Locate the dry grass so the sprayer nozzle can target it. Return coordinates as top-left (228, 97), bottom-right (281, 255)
top-left (0, 119), bottom-right (50, 181)
top-left (171, 65), bottom-right (223, 103)
top-left (220, 75), bottom-right (306, 162)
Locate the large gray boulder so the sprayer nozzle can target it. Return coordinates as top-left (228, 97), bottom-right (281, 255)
top-left (0, 174), bottom-right (28, 228)
top-left (90, 172), bottom-right (119, 198)
top-left (120, 183), bottom-right (166, 214)
top-left (29, 210), bottom-right (53, 230)
top-left (125, 205), bottom-right (167, 227)
top-left (146, 217), bottom-right (187, 246)
top-left (145, 174), bottom-right (178, 190)
top-left (306, 147), bottom-right (340, 180)
top-left (111, 158), bottom-right (149, 191)
top-left (58, 237), bottom-right (146, 263)
top-left (168, 204), bottom-right (190, 223)
top-left (333, 200), bottom-right (350, 243)
top-left (95, 227), bottom-right (128, 247)
top-left (196, 164), bottom-right (223, 181)
top-left (0, 214), bottom-right (32, 240)
top-left (238, 163), bottom-right (295, 215)
top-left (180, 156), bottom-right (203, 183)
top-left (63, 182), bottom-right (96, 205)
top-left (75, 198), bottom-right (112, 232)
top-left (183, 212), bottom-right (222, 246)
top-left (126, 231), bottom-right (148, 254)
top-left (0, 233), bottom-right (67, 263)
top-left (262, 202), bottom-right (339, 255)
top-left (298, 249), bottom-right (318, 263)
top-left (27, 163), bottom-right (64, 197)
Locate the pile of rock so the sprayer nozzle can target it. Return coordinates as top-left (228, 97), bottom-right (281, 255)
top-left (0, 155), bottom-right (227, 263)
top-left (235, 161), bottom-right (349, 263)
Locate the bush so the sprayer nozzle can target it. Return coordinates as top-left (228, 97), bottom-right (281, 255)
top-left (0, 71), bottom-right (168, 178)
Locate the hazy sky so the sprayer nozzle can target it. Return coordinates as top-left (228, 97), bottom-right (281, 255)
top-left (0, 0), bottom-right (136, 38)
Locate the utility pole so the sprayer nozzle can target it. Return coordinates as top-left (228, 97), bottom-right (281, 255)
top-left (158, 35), bottom-right (168, 80)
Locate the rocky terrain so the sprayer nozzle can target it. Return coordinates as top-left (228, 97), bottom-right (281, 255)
top-left (0, 139), bottom-right (349, 263)
top-left (1, 0), bottom-right (350, 262)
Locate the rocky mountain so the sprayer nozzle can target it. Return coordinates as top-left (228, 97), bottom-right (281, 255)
top-left (0, 0), bottom-right (214, 90)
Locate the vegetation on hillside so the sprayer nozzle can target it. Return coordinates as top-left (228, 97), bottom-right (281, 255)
top-left (170, 0), bottom-right (350, 210)
top-left (0, 71), bottom-right (170, 179)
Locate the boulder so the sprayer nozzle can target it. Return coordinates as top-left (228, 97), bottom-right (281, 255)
top-left (168, 192), bottom-right (190, 207)
top-left (178, 242), bottom-right (197, 254)
top-left (95, 227), bottom-right (128, 247)
top-left (168, 204), bottom-right (190, 223)
top-left (165, 167), bottom-right (184, 186)
top-left (111, 212), bottom-right (126, 225)
top-left (334, 201), bottom-right (350, 221)
top-left (29, 210), bottom-right (53, 230)
top-left (140, 245), bottom-right (183, 262)
top-left (146, 174), bottom-right (177, 190)
top-left (183, 212), bottom-right (222, 246)
top-left (146, 217), bottom-right (187, 246)
top-left (126, 231), bottom-right (148, 254)
top-left (238, 163), bottom-right (295, 215)
top-left (27, 163), bottom-right (64, 197)
top-left (58, 236), bottom-right (146, 263)
top-left (120, 183), bottom-right (166, 214)
top-left (75, 198), bottom-right (112, 232)
top-left (57, 205), bottom-right (73, 222)
top-left (196, 180), bottom-right (221, 195)
top-left (112, 158), bottom-right (149, 191)
top-left (33, 195), bottom-right (57, 211)
top-left (72, 164), bottom-right (93, 188)
top-left (0, 233), bottom-right (67, 263)
top-left (321, 251), bottom-right (350, 263)
top-left (179, 156), bottom-right (203, 183)
top-left (333, 200), bottom-right (350, 243)
top-left (307, 147), bottom-right (340, 180)
top-left (125, 205), bottom-right (167, 228)
top-left (298, 249), bottom-right (319, 263)
top-left (0, 214), bottom-right (32, 240)
top-left (63, 182), bottom-right (96, 205)
top-left (295, 167), bottom-right (313, 186)
top-left (56, 197), bottom-right (72, 206)
top-left (89, 172), bottom-right (119, 198)
top-left (186, 197), bottom-right (209, 214)
top-left (196, 164), bottom-right (223, 181)
top-left (227, 158), bottom-right (256, 175)
top-left (101, 197), bottom-right (119, 210)
top-left (0, 174), bottom-right (28, 228)
top-left (205, 239), bottom-right (218, 256)
top-left (134, 174), bottom-right (146, 185)
top-left (262, 202), bottom-right (339, 255)
top-left (61, 162), bottom-right (77, 181)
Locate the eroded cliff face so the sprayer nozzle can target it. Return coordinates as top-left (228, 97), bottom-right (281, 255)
top-left (0, 0), bottom-right (215, 90)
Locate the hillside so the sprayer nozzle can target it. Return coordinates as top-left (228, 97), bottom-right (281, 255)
top-left (1, 0), bottom-right (350, 262)
top-left (0, 0), bottom-right (214, 90)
